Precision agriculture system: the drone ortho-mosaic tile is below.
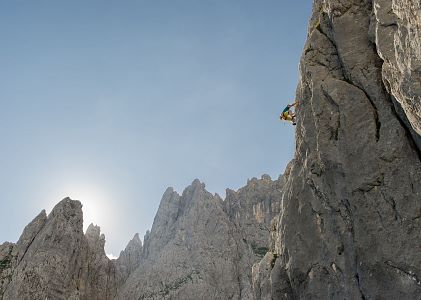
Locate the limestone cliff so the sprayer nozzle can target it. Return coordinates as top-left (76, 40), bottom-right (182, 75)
top-left (374, 0), bottom-right (421, 138)
top-left (224, 175), bottom-right (284, 261)
top-left (252, 0), bottom-right (421, 299)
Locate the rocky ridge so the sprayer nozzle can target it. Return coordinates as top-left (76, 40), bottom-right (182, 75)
top-left (0, 175), bottom-right (283, 300)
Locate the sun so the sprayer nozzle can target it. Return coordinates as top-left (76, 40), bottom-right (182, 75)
top-left (71, 187), bottom-right (104, 230)
top-left (45, 182), bottom-right (114, 232)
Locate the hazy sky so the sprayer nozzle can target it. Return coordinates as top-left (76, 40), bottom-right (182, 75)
top-left (0, 1), bottom-right (312, 256)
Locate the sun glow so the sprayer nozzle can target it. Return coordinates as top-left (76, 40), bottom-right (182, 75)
top-left (44, 181), bottom-right (115, 232)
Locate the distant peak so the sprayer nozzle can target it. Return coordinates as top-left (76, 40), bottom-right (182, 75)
top-left (126, 233), bottom-right (142, 250)
top-left (190, 178), bottom-right (206, 191)
top-left (132, 233), bottom-right (141, 243)
top-left (192, 178), bottom-right (202, 186)
top-left (178, 179), bottom-right (209, 200)
top-left (48, 198), bottom-right (82, 220)
top-left (86, 223), bottom-right (101, 236)
top-left (261, 174), bottom-right (271, 180)
top-left (164, 187), bottom-right (174, 194)
top-left (38, 209), bottom-right (47, 219)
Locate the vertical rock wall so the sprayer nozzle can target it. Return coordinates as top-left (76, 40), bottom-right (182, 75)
top-left (374, 0), bottom-right (421, 137)
top-left (254, 0), bottom-right (421, 299)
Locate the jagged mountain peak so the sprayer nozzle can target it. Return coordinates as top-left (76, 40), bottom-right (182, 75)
top-left (85, 223), bottom-right (106, 254)
top-left (86, 223), bottom-right (101, 236)
top-left (118, 233), bottom-right (142, 259)
top-left (48, 197), bottom-right (83, 221)
top-left (119, 233), bottom-right (142, 258)
top-left (180, 178), bottom-right (207, 199)
top-left (150, 179), bottom-right (215, 236)
top-left (130, 232), bottom-right (141, 244)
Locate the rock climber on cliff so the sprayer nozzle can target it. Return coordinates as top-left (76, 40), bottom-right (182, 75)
top-left (280, 102), bottom-right (298, 125)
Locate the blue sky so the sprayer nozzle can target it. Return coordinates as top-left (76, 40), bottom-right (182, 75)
top-left (0, 1), bottom-right (312, 256)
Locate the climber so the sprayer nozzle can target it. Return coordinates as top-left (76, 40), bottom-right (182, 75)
top-left (280, 102), bottom-right (298, 125)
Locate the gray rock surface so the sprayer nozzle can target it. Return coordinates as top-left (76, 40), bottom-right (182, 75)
top-left (252, 251), bottom-right (277, 300)
top-left (116, 180), bottom-right (256, 300)
top-left (81, 223), bottom-right (117, 300)
top-left (3, 199), bottom-right (86, 299)
top-left (0, 242), bottom-right (15, 296)
top-left (374, 0), bottom-right (421, 137)
top-left (114, 233), bottom-right (143, 292)
top-left (253, 0), bottom-right (421, 299)
top-left (115, 176), bottom-right (284, 300)
top-left (0, 198), bottom-right (139, 300)
top-left (224, 175), bottom-right (284, 261)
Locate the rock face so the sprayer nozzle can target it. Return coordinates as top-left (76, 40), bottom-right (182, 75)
top-left (3, 199), bottom-right (90, 299)
top-left (1, 1), bottom-right (421, 299)
top-left (0, 242), bottom-right (15, 296)
top-left (0, 198), bottom-right (141, 300)
top-left (374, 0), bottom-right (421, 137)
top-left (252, 0), bottom-right (421, 299)
top-left (116, 180), bottom-right (249, 299)
top-left (114, 233), bottom-right (143, 290)
top-left (224, 175), bottom-right (284, 261)
top-left (116, 177), bottom-right (283, 299)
